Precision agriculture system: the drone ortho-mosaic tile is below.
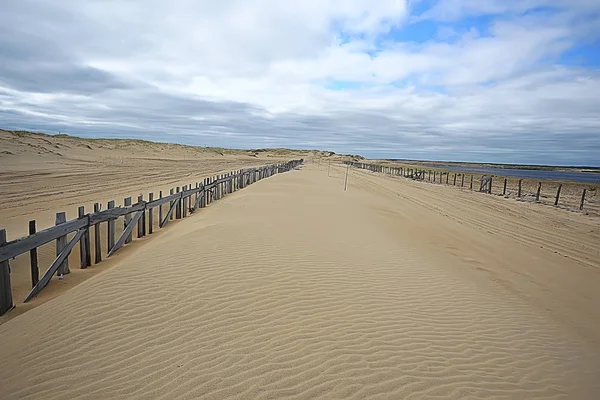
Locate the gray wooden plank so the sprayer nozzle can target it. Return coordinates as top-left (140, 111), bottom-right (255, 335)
top-left (176, 187), bottom-right (182, 219)
top-left (78, 206), bottom-right (91, 269)
top-left (169, 189), bottom-right (174, 220)
top-left (24, 229), bottom-right (85, 302)
top-left (137, 195), bottom-right (144, 238)
top-left (182, 186), bottom-right (188, 218)
top-left (107, 210), bottom-right (144, 258)
top-left (28, 220), bottom-right (39, 288)
top-left (94, 203), bottom-right (102, 264)
top-left (201, 178), bottom-right (207, 208)
top-left (0, 229), bottom-right (14, 315)
top-left (555, 184), bottom-right (562, 206)
top-left (55, 212), bottom-right (69, 276)
top-left (158, 191), bottom-right (163, 223)
top-left (0, 218), bottom-right (87, 263)
top-left (107, 200), bottom-right (116, 252)
top-left (146, 192), bottom-right (179, 209)
top-left (193, 188), bottom-right (205, 210)
top-left (160, 197), bottom-right (180, 228)
top-left (124, 197), bottom-right (132, 243)
top-left (88, 202), bottom-right (145, 225)
top-left (148, 193), bottom-right (154, 234)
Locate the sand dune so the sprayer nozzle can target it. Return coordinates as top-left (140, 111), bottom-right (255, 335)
top-left (1, 164), bottom-right (599, 399)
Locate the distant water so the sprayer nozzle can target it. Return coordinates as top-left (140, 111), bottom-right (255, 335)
top-left (433, 165), bottom-right (600, 184)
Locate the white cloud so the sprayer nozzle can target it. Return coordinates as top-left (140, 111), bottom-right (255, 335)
top-left (0, 0), bottom-right (599, 164)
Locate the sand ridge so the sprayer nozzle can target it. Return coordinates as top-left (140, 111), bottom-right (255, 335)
top-left (1, 164), bottom-right (599, 399)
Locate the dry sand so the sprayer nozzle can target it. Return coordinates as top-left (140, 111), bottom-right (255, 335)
top-left (0, 130), bottom-right (336, 313)
top-left (1, 163), bottom-right (599, 399)
top-left (375, 160), bottom-right (600, 216)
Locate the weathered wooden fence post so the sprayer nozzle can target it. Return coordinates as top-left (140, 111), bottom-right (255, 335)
top-left (157, 192), bottom-right (163, 223)
top-left (55, 212), bottom-right (69, 275)
top-left (446, 172), bottom-right (449, 184)
top-left (168, 189), bottom-right (174, 218)
top-left (554, 184), bottom-right (562, 206)
top-left (210, 177), bottom-right (215, 203)
top-left (124, 197), bottom-right (133, 243)
top-left (29, 221), bottom-right (39, 287)
top-left (148, 193), bottom-right (154, 234)
top-left (207, 178), bottom-right (212, 203)
top-left (107, 200), bottom-right (116, 252)
top-left (94, 203), bottom-right (102, 263)
top-left (176, 187), bottom-right (182, 219)
top-left (461, 174), bottom-right (465, 187)
top-left (536, 182), bottom-right (542, 202)
top-left (137, 195), bottom-right (145, 237)
top-left (580, 189), bottom-right (586, 210)
top-left (182, 187), bottom-right (188, 218)
top-left (212, 177), bottom-right (217, 202)
top-left (503, 179), bottom-right (507, 195)
top-left (212, 176), bottom-right (217, 201)
top-left (488, 177), bottom-right (493, 194)
top-left (78, 206), bottom-right (91, 268)
top-left (470, 175), bottom-right (473, 190)
top-left (453, 173), bottom-right (457, 185)
top-left (0, 229), bottom-right (13, 315)
top-left (518, 180), bottom-right (522, 197)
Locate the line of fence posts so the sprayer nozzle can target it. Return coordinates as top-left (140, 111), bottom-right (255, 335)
top-left (0, 159), bottom-right (303, 315)
top-left (344, 162), bottom-right (591, 213)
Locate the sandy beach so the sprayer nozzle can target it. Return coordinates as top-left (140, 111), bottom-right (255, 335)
top-left (3, 1), bottom-right (600, 398)
top-left (0, 130), bottom-right (328, 313)
top-left (1, 162), bottom-right (599, 399)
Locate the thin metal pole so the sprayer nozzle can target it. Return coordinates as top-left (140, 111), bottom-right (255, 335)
top-left (344, 164), bottom-right (349, 191)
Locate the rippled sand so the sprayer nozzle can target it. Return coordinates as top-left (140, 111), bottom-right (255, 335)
top-left (1, 164), bottom-right (599, 399)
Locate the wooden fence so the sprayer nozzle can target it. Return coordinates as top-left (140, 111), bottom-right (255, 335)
top-left (346, 162), bottom-right (593, 212)
top-left (0, 159), bottom-right (303, 315)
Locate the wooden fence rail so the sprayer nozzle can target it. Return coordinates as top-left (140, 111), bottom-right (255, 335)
top-left (0, 159), bottom-right (303, 315)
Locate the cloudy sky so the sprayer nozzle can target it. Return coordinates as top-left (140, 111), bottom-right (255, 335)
top-left (1, 0), bottom-right (599, 165)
